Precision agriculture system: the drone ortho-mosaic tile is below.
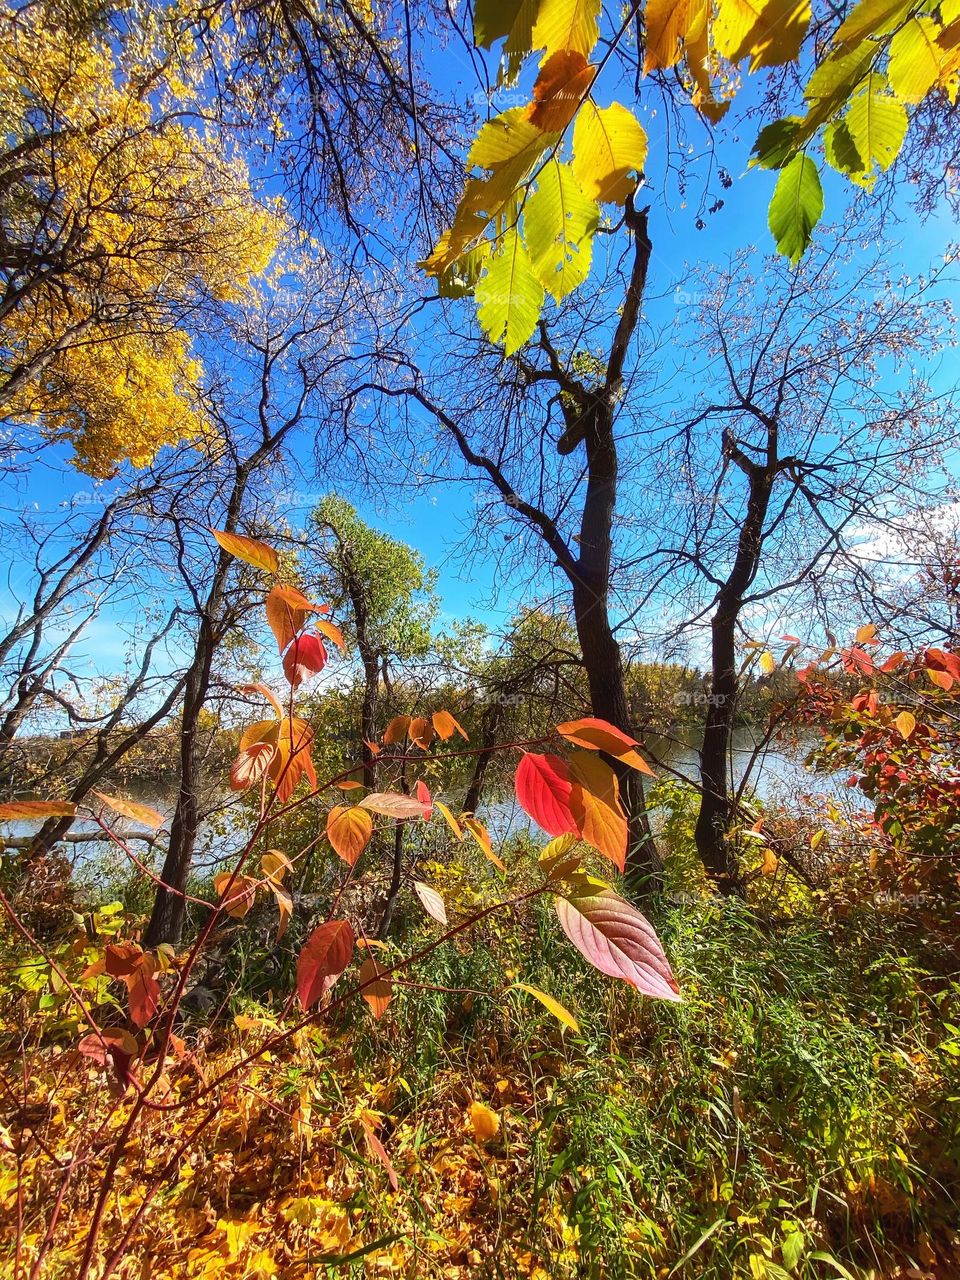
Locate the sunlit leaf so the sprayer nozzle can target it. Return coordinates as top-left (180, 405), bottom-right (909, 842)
top-left (512, 981), bottom-right (579, 1031)
top-left (525, 160), bottom-right (599, 301)
top-left (360, 792), bottom-right (426, 820)
top-left (209, 528), bottom-right (279, 574)
top-left (361, 1115), bottom-right (399, 1190)
top-left (572, 101), bottom-right (647, 204)
top-left (467, 1100), bottom-right (501, 1142)
top-left (213, 872), bottom-right (259, 919)
top-left (297, 919), bottom-right (355, 1010)
top-left (568, 751), bottom-right (627, 872)
top-left (413, 880), bottom-right (448, 925)
top-left (555, 886), bottom-right (681, 1000)
top-left (515, 752), bottom-right (579, 838)
top-left (463, 815), bottom-right (506, 870)
top-left (359, 954), bottom-right (392, 1018)
top-left (315, 618), bottom-right (347, 652)
top-left (90, 791), bottom-right (164, 829)
top-left (265, 584), bottom-right (318, 652)
top-left (434, 799), bottom-right (464, 839)
top-left (714, 0), bottom-right (810, 71)
top-left (326, 805), bottom-right (373, 866)
top-left (527, 50), bottom-right (595, 132)
top-left (556, 717), bottom-right (655, 774)
top-left (408, 716), bottom-right (434, 749)
top-left (415, 779), bottom-right (433, 819)
top-left (844, 74), bottom-right (907, 186)
top-left (0, 800), bottom-right (76, 820)
top-left (895, 709), bottom-right (917, 739)
top-left (475, 228), bottom-right (544, 355)
top-left (531, 0), bottom-right (602, 59)
top-left (643, 0), bottom-right (708, 72)
top-left (283, 633), bottom-right (328, 687)
top-left (767, 152), bottom-right (823, 262)
top-left (382, 715), bottom-right (411, 745)
top-left (432, 709), bottom-right (469, 741)
top-left (229, 742), bottom-right (277, 792)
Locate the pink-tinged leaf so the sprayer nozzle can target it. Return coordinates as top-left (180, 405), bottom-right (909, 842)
top-left (515, 752), bottom-right (579, 838)
top-left (556, 717), bottom-right (654, 775)
top-left (229, 742), bottom-right (277, 791)
top-left (326, 805), bottom-right (373, 866)
top-left (432, 709), bottom-right (469, 741)
top-left (416, 779), bottom-right (433, 820)
top-left (296, 920), bottom-right (354, 1010)
top-left (315, 617), bottom-right (346, 652)
top-left (283, 633), bottom-right (328, 687)
top-left (209, 528), bottom-right (279, 574)
top-left (91, 791), bottom-right (165, 830)
top-left (0, 800), bottom-right (77, 820)
top-left (359, 792), bottom-right (425, 820)
top-left (361, 1116), bottom-right (399, 1191)
top-left (413, 880), bottom-right (447, 925)
top-left (555, 888), bottom-right (681, 1002)
top-left (358, 954), bottom-right (392, 1018)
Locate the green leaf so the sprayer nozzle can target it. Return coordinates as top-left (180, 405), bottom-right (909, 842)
top-left (844, 73), bottom-right (908, 186)
top-left (475, 228), bottom-right (544, 354)
top-left (767, 153), bottom-right (823, 263)
top-left (525, 161), bottom-right (599, 301)
top-left (572, 101), bottom-right (648, 204)
top-left (823, 118), bottom-right (864, 174)
top-left (888, 17), bottom-right (943, 103)
top-left (751, 115), bottom-right (807, 169)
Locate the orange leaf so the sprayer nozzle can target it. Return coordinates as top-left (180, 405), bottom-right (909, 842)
top-left (855, 622), bottom-right (879, 646)
top-left (326, 805), bottom-right (373, 866)
top-left (468, 1100), bottom-right (500, 1142)
top-left (382, 715), bottom-right (411, 745)
top-left (567, 752), bottom-right (627, 872)
top-left (265, 585), bottom-right (318, 652)
top-left (210, 528), bottom-right (279, 574)
top-left (359, 954), bottom-right (392, 1018)
top-left (229, 742), bottom-right (277, 791)
top-left (213, 872), bottom-right (259, 918)
top-left (315, 618), bottom-right (346, 652)
top-left (556, 717), bottom-right (654, 775)
top-left (91, 791), bottom-right (165, 830)
top-left (297, 919), bottom-right (354, 1009)
top-left (432, 709), bottom-right (469, 741)
top-left (0, 799), bottom-right (76, 820)
top-left (408, 716), bottom-right (434, 749)
top-left (528, 49), bottom-right (596, 131)
top-left (463, 816), bottom-right (506, 871)
top-left (238, 681), bottom-right (285, 718)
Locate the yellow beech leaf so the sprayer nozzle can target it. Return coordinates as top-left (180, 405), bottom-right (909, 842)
top-left (512, 982), bottom-right (580, 1032)
top-left (643, 0), bottom-right (707, 72)
top-left (468, 1100), bottom-right (501, 1142)
top-left (572, 101), bottom-right (648, 204)
top-left (761, 848), bottom-right (779, 875)
top-left (714, 0), bottom-right (811, 70)
top-left (531, 0), bottom-right (602, 59)
top-left (888, 17), bottom-right (944, 102)
top-left (463, 816), bottom-right (506, 871)
top-left (810, 828), bottom-right (826, 850)
top-left (209, 528), bottom-right (278, 574)
top-left (759, 650), bottom-right (776, 674)
top-left (475, 228), bottom-right (544, 355)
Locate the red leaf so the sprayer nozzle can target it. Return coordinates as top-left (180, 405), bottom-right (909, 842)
top-left (77, 1029), bottom-right (139, 1088)
top-left (127, 956), bottom-right (160, 1028)
top-left (555, 888), bottom-right (681, 1001)
top-left (283, 633), bottom-right (327, 687)
top-left (416, 779), bottom-right (432, 820)
top-left (297, 920), bottom-right (355, 1010)
top-left (515, 752), bottom-right (578, 838)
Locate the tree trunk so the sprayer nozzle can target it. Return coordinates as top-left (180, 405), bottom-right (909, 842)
top-left (463, 699), bottom-right (503, 814)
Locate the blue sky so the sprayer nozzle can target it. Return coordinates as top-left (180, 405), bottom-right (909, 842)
top-left (3, 16), bottom-right (958, 683)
